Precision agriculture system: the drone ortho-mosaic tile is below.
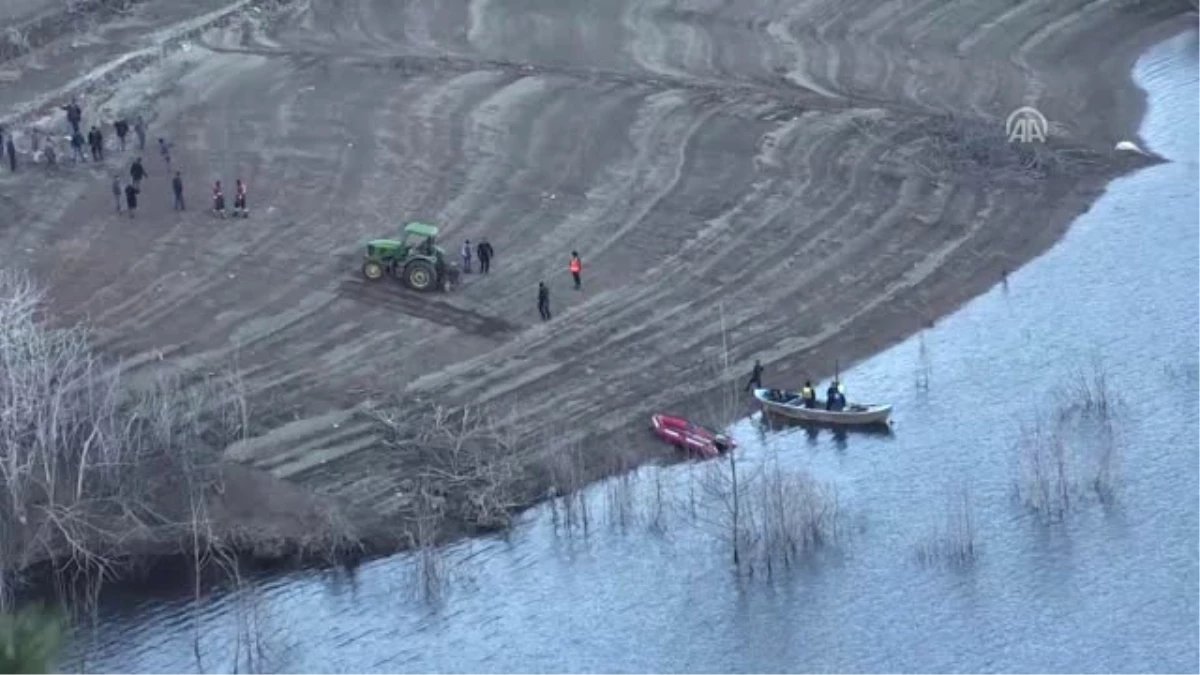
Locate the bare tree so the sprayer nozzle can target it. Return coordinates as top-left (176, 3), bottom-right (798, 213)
top-left (0, 272), bottom-right (246, 607)
top-left (370, 399), bottom-right (536, 545)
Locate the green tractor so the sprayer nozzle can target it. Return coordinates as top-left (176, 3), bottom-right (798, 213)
top-left (361, 221), bottom-right (460, 292)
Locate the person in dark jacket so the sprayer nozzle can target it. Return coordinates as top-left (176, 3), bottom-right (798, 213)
top-left (70, 131), bottom-right (86, 163)
top-left (744, 359), bottom-right (764, 392)
top-left (825, 380), bottom-right (845, 411)
top-left (537, 281), bottom-right (551, 321)
top-left (114, 119), bottom-right (129, 152)
top-left (62, 101), bottom-right (82, 135)
top-left (158, 138), bottom-right (171, 168)
top-left (130, 158), bottom-right (147, 187)
top-left (111, 175), bottom-right (122, 212)
top-left (5, 137), bottom-right (15, 172)
top-left (172, 171), bottom-right (185, 211)
top-left (124, 183), bottom-right (139, 218)
top-left (87, 126), bottom-right (103, 161)
top-left (476, 238), bottom-right (494, 274)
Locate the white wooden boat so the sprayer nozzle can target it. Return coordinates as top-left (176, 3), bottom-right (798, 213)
top-left (753, 388), bottom-right (892, 426)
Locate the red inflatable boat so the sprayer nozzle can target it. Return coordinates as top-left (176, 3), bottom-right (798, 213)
top-left (650, 413), bottom-right (736, 459)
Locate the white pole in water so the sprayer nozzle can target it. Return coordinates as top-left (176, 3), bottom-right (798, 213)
top-left (719, 301), bottom-right (729, 374)
top-left (718, 300), bottom-right (740, 570)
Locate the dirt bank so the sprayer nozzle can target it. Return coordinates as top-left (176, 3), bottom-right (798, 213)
top-left (0, 0), bottom-right (1192, 576)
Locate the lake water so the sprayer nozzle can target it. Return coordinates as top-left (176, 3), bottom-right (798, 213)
top-left (66, 30), bottom-right (1199, 674)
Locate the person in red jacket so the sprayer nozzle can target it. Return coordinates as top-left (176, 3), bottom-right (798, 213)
top-left (212, 180), bottom-right (226, 218)
top-left (569, 251), bottom-right (582, 290)
top-left (233, 178), bottom-right (248, 218)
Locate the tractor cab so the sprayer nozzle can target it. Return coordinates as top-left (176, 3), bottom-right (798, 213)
top-left (399, 221), bottom-right (441, 258)
top-left (361, 221), bottom-right (458, 292)
top-left (365, 222), bottom-right (441, 260)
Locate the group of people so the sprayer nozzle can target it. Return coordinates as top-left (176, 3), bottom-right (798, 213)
top-left (459, 238), bottom-right (496, 274)
top-left (455, 240), bottom-right (584, 322)
top-left (210, 179), bottom-right (249, 219)
top-left (746, 361), bottom-right (849, 411)
top-left (37, 98), bottom-right (251, 220)
top-left (109, 161), bottom-right (248, 219)
top-left (800, 379), bottom-right (847, 411)
top-left (54, 100), bottom-right (149, 167)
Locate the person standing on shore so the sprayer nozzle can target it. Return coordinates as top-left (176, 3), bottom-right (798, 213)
top-left (130, 157), bottom-right (147, 188)
top-left (172, 171), bottom-right (185, 211)
top-left (88, 125), bottom-right (104, 161)
top-left (158, 138), bottom-right (172, 168)
top-left (569, 251), bottom-right (582, 290)
top-left (5, 136), bottom-right (16, 173)
top-left (70, 131), bottom-right (86, 163)
top-left (460, 239), bottom-right (472, 273)
top-left (133, 115), bottom-right (147, 151)
top-left (124, 183), bottom-right (139, 219)
top-left (114, 118), bottom-right (129, 152)
top-left (744, 359), bottom-right (764, 392)
top-left (62, 100), bottom-right (82, 136)
top-left (233, 178), bottom-right (247, 217)
top-left (111, 174), bottom-right (122, 213)
top-left (476, 238), bottom-right (494, 274)
top-left (212, 180), bottom-right (226, 218)
top-left (537, 281), bottom-right (551, 321)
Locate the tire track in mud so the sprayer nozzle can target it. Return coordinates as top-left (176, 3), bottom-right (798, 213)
top-left (336, 279), bottom-right (519, 338)
top-left (0, 0), bottom-right (1183, 517)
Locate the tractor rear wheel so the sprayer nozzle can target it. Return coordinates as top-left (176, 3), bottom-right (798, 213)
top-left (405, 260), bottom-right (437, 292)
top-left (362, 260), bottom-right (384, 281)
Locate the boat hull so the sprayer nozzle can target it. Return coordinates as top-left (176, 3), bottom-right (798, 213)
top-left (753, 388), bottom-right (892, 426)
top-left (650, 413), bottom-right (734, 458)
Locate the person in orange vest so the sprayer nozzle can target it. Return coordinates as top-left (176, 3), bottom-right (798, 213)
top-left (569, 251), bottom-right (582, 290)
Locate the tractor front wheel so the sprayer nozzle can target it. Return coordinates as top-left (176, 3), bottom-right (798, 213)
top-left (405, 260), bottom-right (437, 292)
top-left (362, 260), bottom-right (384, 281)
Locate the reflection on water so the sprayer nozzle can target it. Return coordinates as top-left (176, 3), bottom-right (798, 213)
top-left (69, 31), bottom-right (1199, 674)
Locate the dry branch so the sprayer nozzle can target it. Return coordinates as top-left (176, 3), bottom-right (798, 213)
top-left (0, 272), bottom-right (247, 605)
top-left (370, 399), bottom-right (533, 534)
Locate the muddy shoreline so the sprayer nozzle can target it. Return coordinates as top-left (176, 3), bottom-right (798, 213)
top-left (0, 0), bottom-right (1194, 599)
